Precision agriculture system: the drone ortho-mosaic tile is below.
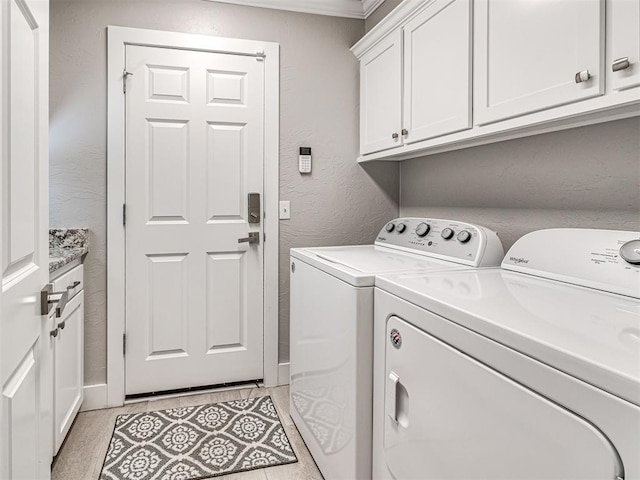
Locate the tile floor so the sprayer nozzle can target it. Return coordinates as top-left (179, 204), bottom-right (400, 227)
top-left (52, 385), bottom-right (324, 480)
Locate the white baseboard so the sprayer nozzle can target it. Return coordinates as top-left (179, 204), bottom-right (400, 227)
top-left (80, 383), bottom-right (109, 412)
top-left (84, 369), bottom-right (289, 412)
top-left (278, 362), bottom-right (290, 386)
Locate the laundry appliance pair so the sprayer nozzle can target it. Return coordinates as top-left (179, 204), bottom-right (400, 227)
top-left (290, 218), bottom-right (640, 480)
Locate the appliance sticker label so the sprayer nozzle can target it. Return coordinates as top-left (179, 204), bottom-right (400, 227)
top-left (390, 329), bottom-right (402, 349)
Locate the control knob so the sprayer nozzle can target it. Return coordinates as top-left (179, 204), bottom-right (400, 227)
top-left (620, 239), bottom-right (640, 265)
top-left (385, 222), bottom-right (395, 233)
top-left (415, 223), bottom-right (430, 237)
top-left (397, 223), bottom-right (407, 233)
top-left (441, 228), bottom-right (454, 240)
top-left (457, 230), bottom-right (472, 243)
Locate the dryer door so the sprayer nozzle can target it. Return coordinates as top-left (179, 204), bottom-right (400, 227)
top-left (383, 315), bottom-right (624, 480)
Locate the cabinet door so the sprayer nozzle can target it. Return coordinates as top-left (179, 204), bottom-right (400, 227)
top-left (53, 291), bottom-right (84, 455)
top-left (383, 315), bottom-right (624, 480)
top-left (360, 30), bottom-right (402, 155)
top-left (608, 0), bottom-right (640, 92)
top-left (474, 0), bottom-right (604, 125)
top-left (403, 0), bottom-right (471, 144)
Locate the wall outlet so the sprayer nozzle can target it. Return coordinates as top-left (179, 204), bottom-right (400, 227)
top-left (279, 200), bottom-right (291, 220)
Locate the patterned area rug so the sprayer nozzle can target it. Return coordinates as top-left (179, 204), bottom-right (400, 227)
top-left (99, 396), bottom-right (297, 480)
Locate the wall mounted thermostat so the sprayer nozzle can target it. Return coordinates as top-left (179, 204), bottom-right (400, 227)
top-left (299, 147), bottom-right (312, 174)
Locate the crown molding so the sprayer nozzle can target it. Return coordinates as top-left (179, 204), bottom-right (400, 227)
top-left (362, 0), bottom-right (386, 16)
top-left (204, 0), bottom-right (373, 19)
top-left (351, 0), bottom-right (430, 57)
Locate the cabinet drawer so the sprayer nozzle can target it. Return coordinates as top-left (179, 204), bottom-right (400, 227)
top-left (52, 264), bottom-right (83, 300)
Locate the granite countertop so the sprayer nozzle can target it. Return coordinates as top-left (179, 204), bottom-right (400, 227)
top-left (49, 228), bottom-right (89, 273)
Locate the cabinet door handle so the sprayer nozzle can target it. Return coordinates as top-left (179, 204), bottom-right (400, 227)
top-left (575, 70), bottom-right (591, 83)
top-left (401, 129), bottom-right (408, 136)
top-left (612, 57), bottom-right (630, 72)
top-left (67, 280), bottom-right (81, 290)
top-left (391, 132), bottom-right (399, 139)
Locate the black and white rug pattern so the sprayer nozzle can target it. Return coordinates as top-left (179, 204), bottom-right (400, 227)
top-left (100, 396), bottom-right (297, 480)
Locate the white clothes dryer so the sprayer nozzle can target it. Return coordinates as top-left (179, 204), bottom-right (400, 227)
top-left (373, 228), bottom-right (640, 480)
top-left (289, 217), bottom-right (504, 480)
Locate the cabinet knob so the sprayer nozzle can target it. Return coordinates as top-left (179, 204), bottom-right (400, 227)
top-left (392, 132), bottom-right (399, 139)
top-left (612, 57), bottom-right (630, 72)
top-left (401, 129), bottom-right (408, 136)
top-left (575, 70), bottom-right (591, 83)
top-left (50, 328), bottom-right (59, 338)
top-left (58, 320), bottom-right (66, 330)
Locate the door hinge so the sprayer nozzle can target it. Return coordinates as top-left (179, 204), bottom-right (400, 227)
top-left (123, 203), bottom-right (126, 226)
top-left (123, 70), bottom-right (134, 94)
top-left (123, 333), bottom-right (126, 355)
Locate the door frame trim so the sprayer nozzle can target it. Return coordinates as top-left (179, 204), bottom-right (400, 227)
top-left (106, 26), bottom-right (280, 407)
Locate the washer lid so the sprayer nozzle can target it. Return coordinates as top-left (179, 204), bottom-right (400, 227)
top-left (290, 245), bottom-right (468, 287)
top-left (376, 268), bottom-right (640, 407)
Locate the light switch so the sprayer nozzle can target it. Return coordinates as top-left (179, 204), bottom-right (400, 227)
top-left (279, 201), bottom-right (291, 220)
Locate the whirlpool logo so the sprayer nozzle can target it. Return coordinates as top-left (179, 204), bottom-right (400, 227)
top-left (510, 256), bottom-right (529, 264)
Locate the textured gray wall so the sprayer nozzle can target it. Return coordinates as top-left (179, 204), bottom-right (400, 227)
top-left (50, 0), bottom-right (399, 385)
top-left (401, 118), bottom-right (640, 251)
top-left (365, 0), bottom-right (403, 32)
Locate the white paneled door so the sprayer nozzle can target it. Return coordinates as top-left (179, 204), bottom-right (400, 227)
top-left (125, 45), bottom-right (265, 395)
top-left (1, 0), bottom-right (51, 478)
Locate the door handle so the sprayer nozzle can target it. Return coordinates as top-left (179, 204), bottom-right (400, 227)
top-left (238, 232), bottom-right (260, 245)
top-left (41, 284), bottom-right (69, 318)
top-left (386, 371), bottom-right (400, 423)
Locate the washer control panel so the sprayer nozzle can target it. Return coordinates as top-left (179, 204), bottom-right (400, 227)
top-left (375, 218), bottom-right (504, 267)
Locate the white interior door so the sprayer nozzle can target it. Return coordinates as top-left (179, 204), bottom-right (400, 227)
top-left (1, 0), bottom-right (51, 478)
top-left (125, 45), bottom-right (264, 395)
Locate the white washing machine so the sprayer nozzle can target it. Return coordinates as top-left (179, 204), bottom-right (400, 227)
top-left (289, 217), bottom-right (504, 480)
top-left (373, 228), bottom-right (640, 480)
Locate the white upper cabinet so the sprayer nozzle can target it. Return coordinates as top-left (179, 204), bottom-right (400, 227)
top-left (403, 0), bottom-right (472, 144)
top-left (353, 0), bottom-right (639, 161)
top-left (474, 0), bottom-right (605, 126)
top-left (607, 0), bottom-right (640, 92)
top-left (360, 30), bottom-right (402, 155)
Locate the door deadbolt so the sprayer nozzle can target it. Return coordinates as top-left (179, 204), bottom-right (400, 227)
top-left (248, 193), bottom-right (261, 224)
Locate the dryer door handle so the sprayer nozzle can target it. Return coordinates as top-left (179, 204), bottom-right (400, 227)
top-left (386, 371), bottom-right (400, 423)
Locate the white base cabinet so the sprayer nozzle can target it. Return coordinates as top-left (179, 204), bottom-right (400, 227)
top-left (50, 264), bottom-right (84, 455)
